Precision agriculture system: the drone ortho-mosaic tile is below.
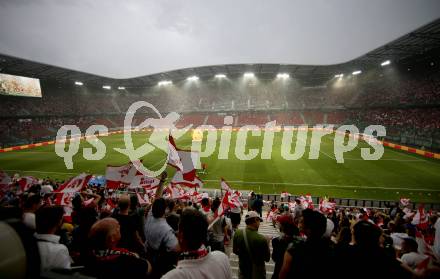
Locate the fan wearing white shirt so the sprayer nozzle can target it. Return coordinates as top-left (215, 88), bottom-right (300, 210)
top-left (35, 206), bottom-right (72, 273)
top-left (400, 237), bottom-right (428, 270)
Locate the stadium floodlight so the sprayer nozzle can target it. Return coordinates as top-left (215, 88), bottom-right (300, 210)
top-left (334, 74), bottom-right (344, 78)
top-left (74, 81), bottom-right (83, 86)
top-left (277, 73), bottom-right (290, 79)
top-left (187, 76), bottom-right (199, 81)
top-left (381, 60), bottom-right (391, 66)
top-left (215, 74), bottom-right (227, 78)
top-left (102, 85), bottom-right (111, 90)
top-left (158, 80), bottom-right (172, 86)
top-left (117, 86), bottom-right (125, 90)
top-left (352, 70), bottom-right (362, 75)
top-left (244, 72), bottom-right (255, 78)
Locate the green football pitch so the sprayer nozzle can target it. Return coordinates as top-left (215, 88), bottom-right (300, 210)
top-left (1, 130), bottom-right (440, 202)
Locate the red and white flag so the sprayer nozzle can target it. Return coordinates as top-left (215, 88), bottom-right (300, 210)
top-left (319, 197), bottom-right (336, 213)
top-left (171, 170), bottom-right (203, 188)
top-left (54, 173), bottom-right (92, 222)
top-left (17, 176), bottom-right (38, 193)
top-left (0, 170), bottom-right (11, 191)
top-left (167, 135), bottom-right (200, 181)
top-left (129, 174), bottom-right (161, 190)
top-left (167, 135), bottom-right (184, 171)
top-left (220, 178), bottom-right (233, 193)
top-left (412, 205), bottom-right (429, 230)
top-left (55, 173), bottom-right (91, 196)
top-left (105, 161), bottom-right (139, 189)
top-left (165, 184), bottom-right (186, 200)
top-left (229, 193), bottom-right (243, 208)
top-left (215, 191), bottom-right (230, 218)
top-left (303, 194), bottom-right (314, 209)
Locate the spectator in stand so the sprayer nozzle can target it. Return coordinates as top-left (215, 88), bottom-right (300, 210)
top-left (388, 221), bottom-right (409, 251)
top-left (233, 211), bottom-right (270, 279)
top-left (338, 220), bottom-right (410, 279)
top-left (208, 197), bottom-right (228, 252)
top-left (292, 198), bottom-right (304, 221)
top-left (200, 197), bottom-right (211, 216)
top-left (400, 237), bottom-right (428, 270)
top-left (248, 192), bottom-right (256, 212)
top-left (162, 208), bottom-right (232, 279)
top-left (279, 209), bottom-right (333, 279)
top-left (144, 197), bottom-right (179, 278)
top-left (271, 215), bottom-right (299, 279)
top-left (86, 217), bottom-right (151, 278)
top-left (166, 200), bottom-right (180, 232)
top-left (129, 194), bottom-right (147, 243)
top-left (22, 193), bottom-right (41, 230)
top-left (70, 206), bottom-right (98, 265)
top-left (112, 194), bottom-right (144, 256)
top-left (34, 206), bottom-right (72, 273)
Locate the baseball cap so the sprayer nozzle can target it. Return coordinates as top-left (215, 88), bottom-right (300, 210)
top-left (245, 211), bottom-right (263, 221)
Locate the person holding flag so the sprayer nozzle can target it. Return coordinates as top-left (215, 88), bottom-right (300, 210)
top-left (207, 197), bottom-right (228, 252)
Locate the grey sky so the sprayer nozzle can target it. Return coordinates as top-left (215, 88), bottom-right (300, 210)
top-left (0, 0), bottom-right (439, 79)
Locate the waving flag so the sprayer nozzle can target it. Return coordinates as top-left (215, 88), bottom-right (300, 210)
top-left (129, 173), bottom-right (161, 190)
top-left (17, 176), bottom-right (38, 193)
top-left (412, 204), bottom-right (429, 230)
top-left (171, 170), bottom-right (203, 188)
top-left (301, 194), bottom-right (314, 209)
top-left (319, 197), bottom-right (336, 213)
top-left (213, 191), bottom-right (230, 218)
top-left (105, 161), bottom-right (139, 189)
top-left (54, 173), bottom-right (92, 222)
top-left (221, 178), bottom-right (233, 193)
top-left (167, 135), bottom-right (200, 181)
top-left (167, 135), bottom-right (183, 170)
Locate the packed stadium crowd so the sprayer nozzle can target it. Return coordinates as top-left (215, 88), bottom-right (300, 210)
top-left (0, 67), bottom-right (439, 150)
top-left (0, 171), bottom-right (440, 279)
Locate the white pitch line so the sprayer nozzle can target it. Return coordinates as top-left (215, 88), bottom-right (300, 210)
top-left (202, 179), bottom-right (440, 192)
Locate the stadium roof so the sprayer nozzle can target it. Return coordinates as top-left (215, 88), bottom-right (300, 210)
top-left (0, 18), bottom-right (440, 87)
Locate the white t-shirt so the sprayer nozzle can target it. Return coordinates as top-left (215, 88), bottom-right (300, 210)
top-left (35, 233), bottom-right (72, 272)
top-left (401, 252), bottom-right (428, 269)
top-left (162, 251), bottom-right (232, 279)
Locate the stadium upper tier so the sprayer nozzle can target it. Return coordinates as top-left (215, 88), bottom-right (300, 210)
top-left (0, 64), bottom-right (440, 117)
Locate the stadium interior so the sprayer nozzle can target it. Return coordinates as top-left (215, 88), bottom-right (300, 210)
top-left (1, 5), bottom-right (440, 279)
